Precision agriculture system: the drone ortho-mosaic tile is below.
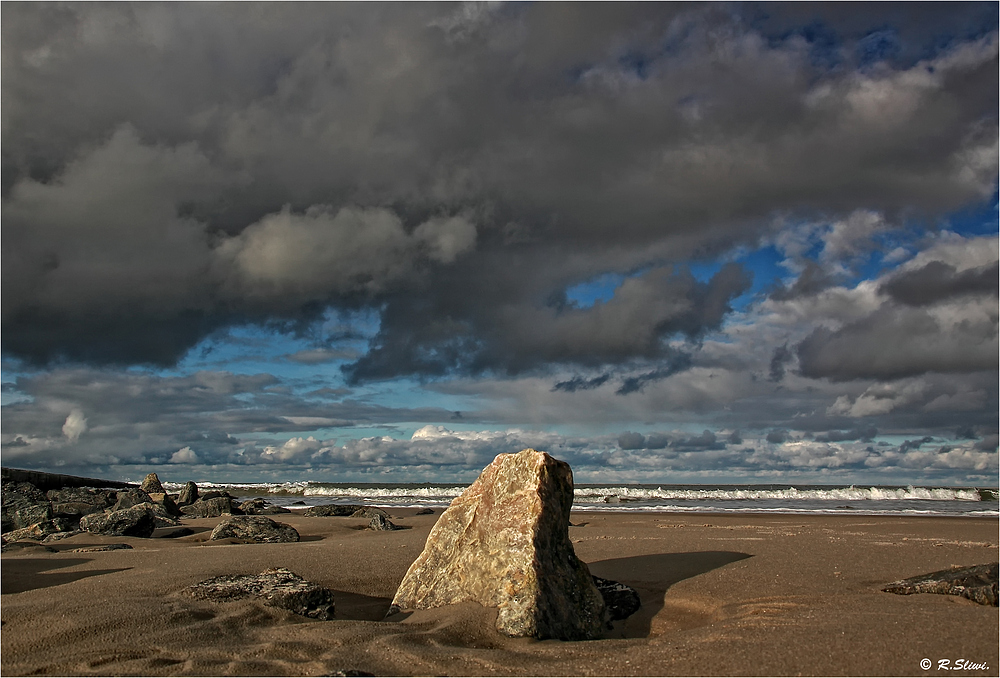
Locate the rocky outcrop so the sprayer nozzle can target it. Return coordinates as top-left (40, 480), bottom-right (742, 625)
top-left (182, 568), bottom-right (334, 619)
top-left (47, 487), bottom-right (117, 525)
top-left (368, 513), bottom-right (399, 531)
top-left (390, 448), bottom-right (608, 640)
top-left (2, 481), bottom-right (51, 532)
top-left (2, 517), bottom-right (75, 542)
top-left (179, 496), bottom-right (240, 518)
top-left (140, 473), bottom-right (166, 495)
top-left (883, 563), bottom-right (998, 606)
top-left (79, 504), bottom-right (157, 537)
top-left (209, 515), bottom-right (300, 543)
top-left (238, 498), bottom-right (291, 515)
top-left (177, 481), bottom-right (199, 506)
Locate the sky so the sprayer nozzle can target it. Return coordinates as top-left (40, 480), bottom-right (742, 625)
top-left (2, 2), bottom-right (998, 487)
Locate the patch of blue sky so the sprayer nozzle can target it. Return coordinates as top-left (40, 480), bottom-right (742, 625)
top-left (940, 191), bottom-right (999, 237)
top-left (565, 272), bottom-right (626, 308)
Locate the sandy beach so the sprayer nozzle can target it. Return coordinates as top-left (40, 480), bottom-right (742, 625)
top-left (2, 510), bottom-right (997, 677)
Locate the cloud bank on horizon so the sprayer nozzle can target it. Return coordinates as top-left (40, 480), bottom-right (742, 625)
top-left (2, 3), bottom-right (997, 485)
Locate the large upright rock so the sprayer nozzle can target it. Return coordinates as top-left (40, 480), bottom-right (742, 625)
top-left (177, 481), bottom-right (199, 506)
top-left (390, 448), bottom-right (607, 640)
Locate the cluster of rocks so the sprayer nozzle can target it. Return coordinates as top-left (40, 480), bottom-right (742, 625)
top-left (0, 471), bottom-right (271, 542)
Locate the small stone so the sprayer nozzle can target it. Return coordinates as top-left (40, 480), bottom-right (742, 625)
top-left (883, 562), bottom-right (998, 606)
top-left (368, 513), bottom-right (399, 531)
top-left (390, 448), bottom-right (607, 640)
top-left (70, 543), bottom-right (134, 553)
top-left (139, 473), bottom-right (166, 495)
top-left (415, 508), bottom-right (435, 515)
top-left (209, 515), bottom-right (300, 543)
top-left (182, 567), bottom-right (334, 619)
top-left (351, 506), bottom-right (390, 520)
top-left (79, 505), bottom-right (157, 537)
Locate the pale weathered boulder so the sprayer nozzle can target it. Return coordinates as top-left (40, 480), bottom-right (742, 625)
top-left (79, 504), bottom-right (157, 537)
top-left (209, 515), bottom-right (299, 543)
top-left (140, 473), bottom-right (166, 495)
top-left (2, 517), bottom-right (75, 542)
top-left (182, 567), bottom-right (334, 619)
top-left (177, 481), bottom-right (199, 506)
top-left (390, 448), bottom-right (607, 640)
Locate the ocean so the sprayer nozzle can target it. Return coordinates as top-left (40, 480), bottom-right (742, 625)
top-left (163, 482), bottom-right (1000, 518)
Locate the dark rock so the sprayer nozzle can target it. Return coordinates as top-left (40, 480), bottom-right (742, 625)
top-left (883, 562), bottom-right (998, 606)
top-left (147, 493), bottom-right (182, 517)
top-left (290, 500), bottom-right (306, 505)
top-left (143, 501), bottom-right (183, 527)
top-left (180, 496), bottom-right (240, 518)
top-left (182, 567), bottom-right (334, 619)
top-left (113, 488), bottom-right (153, 511)
top-left (160, 527), bottom-right (195, 538)
top-left (6, 502), bottom-right (52, 532)
top-left (70, 543), bottom-right (134, 553)
top-left (303, 504), bottom-right (366, 517)
top-left (209, 515), bottom-right (300, 543)
top-left (368, 513), bottom-right (399, 531)
top-left (177, 481), bottom-right (199, 506)
top-left (351, 506), bottom-right (390, 520)
top-left (51, 501), bottom-right (108, 522)
top-left (239, 498), bottom-right (291, 515)
top-left (47, 487), bottom-right (118, 506)
top-left (592, 576), bottom-right (641, 621)
top-left (415, 508), bottom-right (435, 515)
top-left (391, 448), bottom-right (607, 640)
top-left (3, 481), bottom-right (48, 503)
top-left (140, 473), bottom-right (166, 495)
top-left (79, 505), bottom-right (157, 537)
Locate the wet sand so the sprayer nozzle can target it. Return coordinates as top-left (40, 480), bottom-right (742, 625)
top-left (2, 511), bottom-right (997, 676)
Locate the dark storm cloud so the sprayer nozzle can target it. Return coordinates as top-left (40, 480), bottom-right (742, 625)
top-left (796, 303), bottom-right (999, 381)
top-left (880, 260), bottom-right (999, 306)
top-left (3, 3), bottom-right (997, 375)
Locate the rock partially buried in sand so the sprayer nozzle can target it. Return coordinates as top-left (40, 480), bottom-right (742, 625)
top-left (368, 513), bottom-right (399, 531)
top-left (183, 567), bottom-right (335, 619)
top-left (79, 504), bottom-right (157, 537)
top-left (882, 562), bottom-right (998, 606)
top-left (209, 515), bottom-right (300, 543)
top-left (390, 448), bottom-right (608, 640)
top-left (180, 496), bottom-right (239, 518)
top-left (238, 497), bottom-right (291, 515)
